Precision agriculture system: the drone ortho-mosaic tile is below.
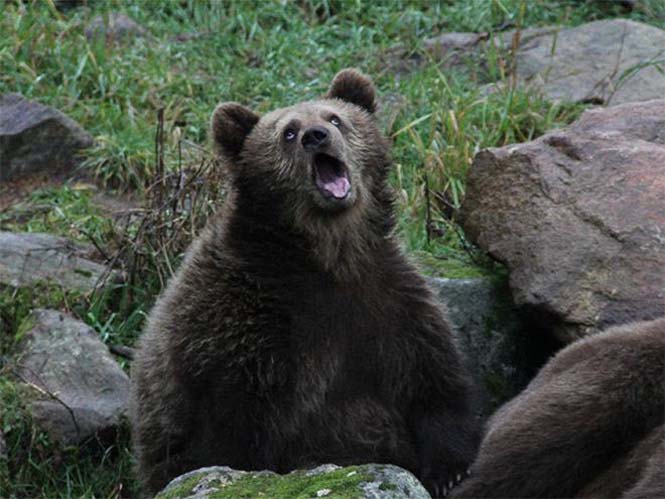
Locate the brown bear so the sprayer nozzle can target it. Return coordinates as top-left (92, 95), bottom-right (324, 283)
top-left (452, 318), bottom-right (665, 499)
top-left (130, 69), bottom-right (479, 497)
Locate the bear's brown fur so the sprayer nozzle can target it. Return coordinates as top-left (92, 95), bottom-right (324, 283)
top-left (621, 435), bottom-right (664, 499)
top-left (130, 69), bottom-right (479, 497)
top-left (452, 318), bottom-right (665, 499)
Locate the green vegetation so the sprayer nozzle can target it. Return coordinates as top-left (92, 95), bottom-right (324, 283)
top-left (1, 0), bottom-right (663, 497)
top-left (0, 379), bottom-right (134, 499)
top-left (0, 185), bottom-right (114, 241)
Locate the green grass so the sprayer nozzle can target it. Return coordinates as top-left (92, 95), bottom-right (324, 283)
top-left (0, 185), bottom-right (113, 242)
top-left (1, 0), bottom-right (664, 497)
top-left (0, 379), bottom-right (134, 499)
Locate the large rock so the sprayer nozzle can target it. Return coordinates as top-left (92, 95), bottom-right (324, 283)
top-left (157, 464), bottom-right (430, 499)
top-left (15, 309), bottom-right (129, 445)
top-left (0, 93), bottom-right (93, 181)
top-left (429, 277), bottom-right (557, 414)
top-left (389, 20), bottom-right (665, 106)
top-left (462, 99), bottom-right (665, 342)
top-left (0, 231), bottom-right (115, 294)
top-left (499, 19), bottom-right (665, 105)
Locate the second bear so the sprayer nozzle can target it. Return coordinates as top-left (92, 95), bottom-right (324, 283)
top-left (453, 318), bottom-right (665, 499)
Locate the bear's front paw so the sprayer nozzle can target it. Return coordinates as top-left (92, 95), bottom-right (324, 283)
top-left (422, 468), bottom-right (470, 498)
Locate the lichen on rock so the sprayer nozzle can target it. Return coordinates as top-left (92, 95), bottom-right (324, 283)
top-left (156, 464), bottom-right (430, 499)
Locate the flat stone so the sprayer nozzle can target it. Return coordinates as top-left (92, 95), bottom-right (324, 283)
top-left (0, 93), bottom-right (93, 181)
top-left (462, 99), bottom-right (665, 341)
top-left (15, 309), bottom-right (129, 445)
top-left (0, 231), bottom-right (115, 294)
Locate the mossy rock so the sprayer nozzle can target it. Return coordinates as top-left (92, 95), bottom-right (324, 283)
top-left (156, 464), bottom-right (430, 499)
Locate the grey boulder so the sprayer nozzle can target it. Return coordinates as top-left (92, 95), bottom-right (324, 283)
top-left (15, 309), bottom-right (129, 445)
top-left (0, 93), bottom-right (93, 181)
top-left (157, 464), bottom-right (430, 499)
top-left (494, 19), bottom-right (665, 105)
top-left (390, 19), bottom-right (665, 106)
top-left (0, 231), bottom-right (115, 295)
top-left (462, 99), bottom-right (665, 342)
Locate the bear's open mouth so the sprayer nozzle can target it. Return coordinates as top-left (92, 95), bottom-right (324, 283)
top-left (313, 153), bottom-right (351, 200)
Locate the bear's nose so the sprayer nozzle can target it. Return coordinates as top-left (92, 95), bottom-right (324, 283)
top-left (302, 126), bottom-right (330, 151)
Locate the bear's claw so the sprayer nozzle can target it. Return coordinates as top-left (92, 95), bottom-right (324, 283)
top-left (427, 470), bottom-right (469, 498)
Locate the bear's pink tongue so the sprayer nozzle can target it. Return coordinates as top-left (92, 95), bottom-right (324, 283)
top-left (322, 176), bottom-right (350, 199)
top-left (315, 155), bottom-right (350, 199)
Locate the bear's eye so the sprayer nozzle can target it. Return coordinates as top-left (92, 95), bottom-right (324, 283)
top-left (284, 129), bottom-right (297, 142)
top-left (330, 115), bottom-right (341, 127)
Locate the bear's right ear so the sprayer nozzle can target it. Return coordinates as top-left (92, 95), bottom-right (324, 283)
top-left (211, 102), bottom-right (260, 161)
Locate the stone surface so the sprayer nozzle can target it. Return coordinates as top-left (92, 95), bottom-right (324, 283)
top-left (0, 231), bottom-right (115, 294)
top-left (389, 20), bottom-right (665, 106)
top-left (503, 19), bottom-right (665, 105)
top-left (462, 99), bottom-right (665, 341)
top-left (157, 464), bottom-right (430, 499)
top-left (0, 93), bottom-right (93, 181)
top-left (85, 12), bottom-right (148, 42)
top-left (429, 277), bottom-right (556, 413)
top-left (15, 309), bottom-right (129, 445)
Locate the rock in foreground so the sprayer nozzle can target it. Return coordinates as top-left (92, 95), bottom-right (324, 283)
top-left (0, 93), bottom-right (93, 181)
top-left (462, 99), bottom-right (665, 342)
top-left (157, 464), bottom-right (430, 499)
top-left (15, 309), bottom-right (129, 445)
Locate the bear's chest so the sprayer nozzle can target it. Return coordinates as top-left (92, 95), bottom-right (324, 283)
top-left (286, 278), bottom-right (407, 399)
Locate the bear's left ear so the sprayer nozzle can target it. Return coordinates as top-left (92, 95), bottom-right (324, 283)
top-left (211, 102), bottom-right (260, 161)
top-left (327, 68), bottom-right (376, 114)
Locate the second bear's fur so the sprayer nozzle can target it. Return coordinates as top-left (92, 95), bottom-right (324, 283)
top-left (130, 69), bottom-right (479, 496)
top-left (453, 318), bottom-right (665, 499)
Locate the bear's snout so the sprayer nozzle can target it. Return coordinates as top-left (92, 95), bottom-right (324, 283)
top-left (302, 126), bottom-right (330, 151)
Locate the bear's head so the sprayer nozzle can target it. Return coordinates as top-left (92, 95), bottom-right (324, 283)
top-left (212, 69), bottom-right (391, 214)
top-left (211, 69), bottom-right (394, 275)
